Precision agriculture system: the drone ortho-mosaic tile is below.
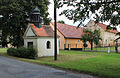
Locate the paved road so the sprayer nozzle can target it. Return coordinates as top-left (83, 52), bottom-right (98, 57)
top-left (0, 56), bottom-right (98, 78)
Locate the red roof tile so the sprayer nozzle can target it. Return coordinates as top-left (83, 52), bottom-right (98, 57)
top-left (51, 22), bottom-right (85, 38)
top-left (30, 23), bottom-right (54, 37)
top-left (97, 23), bottom-right (118, 34)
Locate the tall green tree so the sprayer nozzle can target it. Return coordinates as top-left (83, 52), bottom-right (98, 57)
top-left (0, 0), bottom-right (51, 47)
top-left (58, 0), bottom-right (120, 27)
top-left (81, 29), bottom-right (102, 50)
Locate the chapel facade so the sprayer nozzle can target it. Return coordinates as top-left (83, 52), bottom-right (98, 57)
top-left (23, 6), bottom-right (59, 57)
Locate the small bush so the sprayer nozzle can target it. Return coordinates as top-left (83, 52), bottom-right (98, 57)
top-left (7, 47), bottom-right (37, 59)
top-left (7, 48), bottom-right (17, 56)
top-left (27, 48), bottom-right (37, 59)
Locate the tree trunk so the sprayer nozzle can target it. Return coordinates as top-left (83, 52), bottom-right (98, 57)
top-left (115, 46), bottom-right (118, 53)
top-left (115, 41), bottom-right (118, 53)
top-left (91, 40), bottom-right (93, 50)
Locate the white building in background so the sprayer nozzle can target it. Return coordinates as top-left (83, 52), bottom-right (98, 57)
top-left (86, 20), bottom-right (119, 47)
top-left (23, 6), bottom-right (59, 57)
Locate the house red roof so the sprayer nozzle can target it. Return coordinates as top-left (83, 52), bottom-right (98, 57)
top-left (30, 23), bottom-right (54, 37)
top-left (51, 22), bottom-right (85, 38)
top-left (97, 23), bottom-right (118, 34)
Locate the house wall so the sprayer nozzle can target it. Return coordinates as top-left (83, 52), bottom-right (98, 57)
top-left (65, 38), bottom-right (92, 49)
top-left (103, 32), bottom-right (119, 46)
top-left (24, 38), bottom-right (38, 50)
top-left (50, 23), bottom-right (65, 50)
top-left (37, 37), bottom-right (59, 57)
top-left (24, 37), bottom-right (59, 57)
top-left (26, 27), bottom-right (36, 36)
top-left (56, 30), bottom-right (65, 50)
top-left (65, 39), bottom-right (83, 48)
top-left (85, 20), bottom-right (96, 30)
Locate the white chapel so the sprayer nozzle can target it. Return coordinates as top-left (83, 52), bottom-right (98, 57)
top-left (23, 6), bottom-right (59, 57)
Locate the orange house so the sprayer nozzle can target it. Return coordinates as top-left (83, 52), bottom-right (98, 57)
top-left (50, 22), bottom-right (92, 50)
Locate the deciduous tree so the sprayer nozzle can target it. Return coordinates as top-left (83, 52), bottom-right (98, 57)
top-left (0, 0), bottom-right (51, 47)
top-left (58, 0), bottom-right (120, 27)
top-left (81, 29), bottom-right (102, 50)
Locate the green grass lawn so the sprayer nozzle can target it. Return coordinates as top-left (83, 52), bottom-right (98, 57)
top-left (85, 47), bottom-right (116, 51)
top-left (1, 49), bottom-right (120, 78)
top-left (0, 48), bottom-right (7, 53)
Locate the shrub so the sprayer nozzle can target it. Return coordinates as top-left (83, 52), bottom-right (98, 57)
top-left (7, 47), bottom-right (37, 59)
top-left (16, 47), bottom-right (28, 58)
top-left (27, 48), bottom-right (37, 59)
top-left (7, 48), bottom-right (17, 56)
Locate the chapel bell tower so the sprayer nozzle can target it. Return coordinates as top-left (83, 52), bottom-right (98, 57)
top-left (31, 6), bottom-right (43, 28)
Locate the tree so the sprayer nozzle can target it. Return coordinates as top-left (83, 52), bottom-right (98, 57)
top-left (116, 32), bottom-right (120, 40)
top-left (81, 34), bottom-right (88, 50)
top-left (115, 32), bottom-right (120, 53)
top-left (0, 0), bottom-right (51, 47)
top-left (57, 20), bottom-right (65, 24)
top-left (58, 0), bottom-right (120, 27)
top-left (81, 29), bottom-right (102, 50)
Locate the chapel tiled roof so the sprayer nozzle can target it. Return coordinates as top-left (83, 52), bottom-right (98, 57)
top-left (51, 22), bottom-right (85, 38)
top-left (97, 23), bottom-right (119, 34)
top-left (30, 23), bottom-right (54, 37)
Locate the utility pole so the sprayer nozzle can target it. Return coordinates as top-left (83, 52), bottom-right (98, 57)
top-left (54, 0), bottom-right (57, 60)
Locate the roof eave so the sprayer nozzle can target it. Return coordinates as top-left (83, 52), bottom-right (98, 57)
top-left (65, 37), bottom-right (81, 39)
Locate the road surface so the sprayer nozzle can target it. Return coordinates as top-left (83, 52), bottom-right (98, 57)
top-left (0, 56), bottom-right (98, 78)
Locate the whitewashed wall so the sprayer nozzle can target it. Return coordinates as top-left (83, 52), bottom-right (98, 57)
top-left (37, 37), bottom-right (59, 57)
top-left (26, 27), bottom-right (36, 36)
top-left (103, 32), bottom-right (119, 46)
top-left (24, 37), bottom-right (59, 57)
top-left (24, 38), bottom-right (37, 50)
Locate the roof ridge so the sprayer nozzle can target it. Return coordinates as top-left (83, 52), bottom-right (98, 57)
top-left (97, 22), bottom-right (108, 26)
top-left (51, 22), bottom-right (84, 28)
top-left (51, 22), bottom-right (85, 38)
top-left (96, 22), bottom-right (118, 33)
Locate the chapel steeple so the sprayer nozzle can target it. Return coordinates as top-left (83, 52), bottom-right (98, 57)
top-left (31, 6), bottom-right (42, 28)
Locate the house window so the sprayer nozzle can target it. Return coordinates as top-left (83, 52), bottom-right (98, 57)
top-left (28, 42), bottom-right (33, 48)
top-left (47, 41), bottom-right (51, 49)
top-left (78, 40), bottom-right (80, 42)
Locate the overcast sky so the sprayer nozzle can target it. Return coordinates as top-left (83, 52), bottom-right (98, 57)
top-left (48, 0), bottom-right (110, 26)
top-left (48, 0), bottom-right (81, 26)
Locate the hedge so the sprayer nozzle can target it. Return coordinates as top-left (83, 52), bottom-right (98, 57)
top-left (7, 47), bottom-right (37, 59)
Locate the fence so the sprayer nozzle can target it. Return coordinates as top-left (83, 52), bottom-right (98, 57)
top-left (64, 43), bottom-right (120, 52)
top-left (64, 44), bottom-right (83, 50)
top-left (84, 46), bottom-right (120, 53)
